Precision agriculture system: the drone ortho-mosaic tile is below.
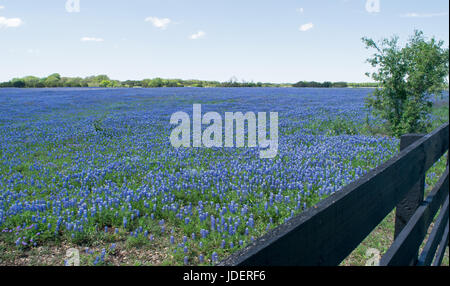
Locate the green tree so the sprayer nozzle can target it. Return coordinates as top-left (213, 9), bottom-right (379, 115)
top-left (149, 78), bottom-right (163, 87)
top-left (362, 30), bottom-right (449, 136)
top-left (99, 80), bottom-right (112, 87)
top-left (44, 73), bottom-right (62, 87)
top-left (48, 73), bottom-right (61, 80)
top-left (323, 81), bottom-right (332, 88)
top-left (64, 77), bottom-right (83, 87)
top-left (22, 76), bottom-right (40, 87)
top-left (11, 78), bottom-right (26, 88)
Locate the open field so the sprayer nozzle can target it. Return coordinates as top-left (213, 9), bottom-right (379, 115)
top-left (0, 87), bottom-right (448, 266)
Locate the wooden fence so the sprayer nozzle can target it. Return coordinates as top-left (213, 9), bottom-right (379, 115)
top-left (219, 123), bottom-right (449, 266)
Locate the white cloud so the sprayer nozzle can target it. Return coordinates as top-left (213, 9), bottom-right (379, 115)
top-left (0, 6), bottom-right (5, 10)
top-left (0, 16), bottom-right (23, 28)
top-left (401, 12), bottom-right (448, 18)
top-left (299, 23), bottom-right (313, 32)
top-left (190, 30), bottom-right (206, 40)
top-left (80, 37), bottom-right (104, 42)
top-left (297, 8), bottom-right (304, 13)
top-left (145, 17), bottom-right (171, 29)
top-left (365, 0), bottom-right (380, 14)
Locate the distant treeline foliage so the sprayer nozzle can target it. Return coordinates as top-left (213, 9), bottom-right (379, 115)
top-left (0, 74), bottom-right (380, 88)
top-left (0, 74), bottom-right (287, 88)
top-left (292, 81), bottom-right (380, 88)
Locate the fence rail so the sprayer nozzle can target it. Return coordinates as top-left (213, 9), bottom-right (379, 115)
top-left (219, 123), bottom-right (449, 266)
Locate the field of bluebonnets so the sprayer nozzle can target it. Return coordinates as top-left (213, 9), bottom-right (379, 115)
top-left (0, 87), bottom-right (446, 265)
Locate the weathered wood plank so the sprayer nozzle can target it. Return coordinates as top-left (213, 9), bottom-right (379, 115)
top-left (380, 177), bottom-right (449, 267)
top-left (395, 134), bottom-right (425, 240)
top-left (417, 185), bottom-right (450, 266)
top-left (219, 123), bottom-right (449, 266)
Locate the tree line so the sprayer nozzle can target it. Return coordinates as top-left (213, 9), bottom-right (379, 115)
top-left (0, 74), bottom-right (379, 89)
top-left (292, 81), bottom-right (380, 88)
top-left (0, 75), bottom-right (289, 88)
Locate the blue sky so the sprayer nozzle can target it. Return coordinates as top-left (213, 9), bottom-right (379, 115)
top-left (0, 0), bottom-right (448, 83)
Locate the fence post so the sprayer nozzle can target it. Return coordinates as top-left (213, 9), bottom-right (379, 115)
top-left (394, 134), bottom-right (425, 265)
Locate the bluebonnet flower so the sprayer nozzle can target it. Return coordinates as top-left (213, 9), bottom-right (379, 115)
top-left (0, 87), bottom-right (403, 266)
top-left (101, 248), bottom-right (106, 262)
top-left (94, 256), bottom-right (100, 266)
top-left (212, 252), bottom-right (218, 263)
